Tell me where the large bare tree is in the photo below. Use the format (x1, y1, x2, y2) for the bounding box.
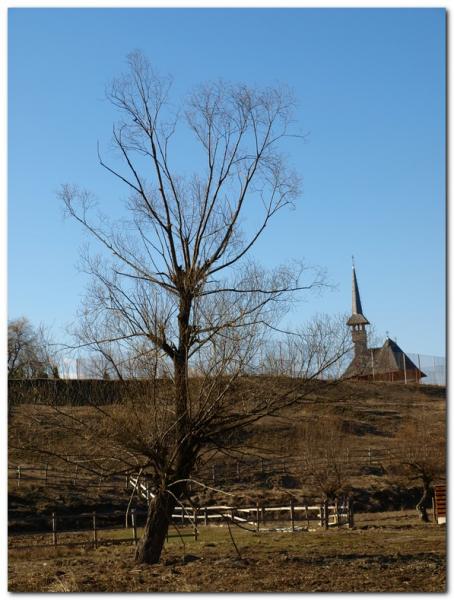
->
(50, 52, 348, 563)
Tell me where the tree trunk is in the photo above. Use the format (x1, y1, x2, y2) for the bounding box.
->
(135, 489, 176, 564)
(416, 480, 431, 523)
(134, 293, 195, 565)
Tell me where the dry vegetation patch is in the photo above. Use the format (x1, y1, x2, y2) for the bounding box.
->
(9, 511, 446, 593)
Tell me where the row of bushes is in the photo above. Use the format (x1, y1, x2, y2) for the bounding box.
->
(8, 379, 162, 406)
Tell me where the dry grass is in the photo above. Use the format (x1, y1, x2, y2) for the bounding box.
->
(8, 511, 446, 593)
(8, 381, 446, 592)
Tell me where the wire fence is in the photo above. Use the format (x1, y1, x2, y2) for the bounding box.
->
(343, 348, 445, 386)
(407, 353, 446, 386)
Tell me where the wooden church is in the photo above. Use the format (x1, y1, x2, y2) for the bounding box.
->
(343, 264, 426, 383)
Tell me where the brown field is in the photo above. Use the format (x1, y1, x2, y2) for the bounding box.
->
(8, 380, 446, 592)
(9, 511, 445, 592)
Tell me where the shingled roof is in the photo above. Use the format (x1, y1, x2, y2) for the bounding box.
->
(343, 337, 426, 380)
(346, 266, 370, 326)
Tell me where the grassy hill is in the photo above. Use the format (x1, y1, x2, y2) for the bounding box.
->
(8, 379, 446, 531)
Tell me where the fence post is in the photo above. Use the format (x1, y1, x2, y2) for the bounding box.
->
(261, 506, 266, 526)
(92, 512, 98, 548)
(324, 499, 329, 529)
(204, 507, 208, 527)
(131, 509, 138, 545)
(319, 502, 324, 528)
(290, 498, 295, 532)
(305, 501, 310, 530)
(52, 512, 57, 546)
(73, 464, 78, 487)
(347, 497, 354, 528)
(256, 503, 260, 532)
(230, 507, 235, 524)
(335, 498, 340, 527)
(193, 507, 198, 541)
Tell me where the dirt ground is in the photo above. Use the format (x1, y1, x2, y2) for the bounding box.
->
(8, 511, 446, 592)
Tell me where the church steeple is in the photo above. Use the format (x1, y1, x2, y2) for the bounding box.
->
(346, 261, 369, 357)
(352, 266, 365, 316)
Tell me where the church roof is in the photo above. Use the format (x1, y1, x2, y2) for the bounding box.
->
(343, 337, 426, 379)
(346, 265, 369, 326)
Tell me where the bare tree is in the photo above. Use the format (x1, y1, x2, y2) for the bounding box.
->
(387, 413, 445, 522)
(8, 317, 59, 379)
(257, 314, 351, 378)
(298, 417, 350, 500)
(16, 52, 348, 564)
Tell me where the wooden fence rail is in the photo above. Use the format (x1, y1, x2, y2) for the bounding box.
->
(9, 445, 434, 489)
(9, 497, 354, 551)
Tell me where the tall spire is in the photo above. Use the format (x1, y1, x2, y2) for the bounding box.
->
(347, 263, 369, 326)
(347, 261, 369, 359)
(352, 265, 364, 316)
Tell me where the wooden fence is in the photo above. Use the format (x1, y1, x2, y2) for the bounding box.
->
(8, 446, 428, 490)
(126, 474, 353, 531)
(9, 497, 353, 551)
(9, 508, 195, 550)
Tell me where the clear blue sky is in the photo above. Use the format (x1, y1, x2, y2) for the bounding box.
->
(8, 7, 445, 356)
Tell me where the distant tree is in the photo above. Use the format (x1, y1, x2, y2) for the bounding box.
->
(12, 52, 350, 565)
(258, 314, 351, 378)
(298, 417, 350, 500)
(387, 413, 445, 522)
(8, 317, 59, 379)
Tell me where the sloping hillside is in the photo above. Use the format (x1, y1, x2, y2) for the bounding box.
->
(8, 379, 446, 527)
